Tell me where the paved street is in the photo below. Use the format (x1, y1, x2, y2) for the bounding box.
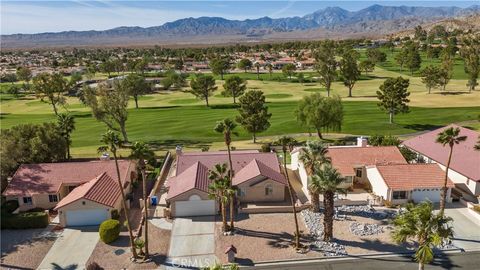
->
(246, 250, 480, 270)
(37, 227, 99, 270)
(166, 216, 217, 269)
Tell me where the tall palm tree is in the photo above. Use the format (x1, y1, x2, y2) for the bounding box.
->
(129, 141, 155, 259)
(436, 127, 467, 215)
(57, 113, 75, 159)
(310, 165, 347, 241)
(299, 141, 330, 212)
(392, 201, 453, 270)
(276, 136, 301, 249)
(208, 163, 230, 232)
(214, 118, 238, 232)
(98, 130, 138, 259)
(254, 62, 261, 80)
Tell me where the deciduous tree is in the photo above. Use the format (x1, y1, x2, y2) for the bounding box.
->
(32, 73, 68, 116)
(295, 93, 343, 139)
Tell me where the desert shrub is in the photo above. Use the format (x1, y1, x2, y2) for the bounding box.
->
(2, 200, 19, 214)
(99, 219, 120, 244)
(1, 211, 49, 229)
(261, 143, 271, 152)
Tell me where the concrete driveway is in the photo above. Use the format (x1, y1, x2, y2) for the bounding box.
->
(166, 216, 217, 269)
(444, 205, 480, 251)
(37, 227, 99, 270)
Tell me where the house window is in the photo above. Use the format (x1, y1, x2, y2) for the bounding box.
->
(237, 188, 246, 197)
(265, 184, 273, 196)
(49, 194, 58, 203)
(392, 191, 408, 200)
(355, 168, 362, 178)
(23, 197, 32, 205)
(344, 176, 353, 184)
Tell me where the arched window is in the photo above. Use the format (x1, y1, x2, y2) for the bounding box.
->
(265, 184, 273, 196)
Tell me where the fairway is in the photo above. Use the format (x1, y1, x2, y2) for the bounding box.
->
(1, 65, 479, 157)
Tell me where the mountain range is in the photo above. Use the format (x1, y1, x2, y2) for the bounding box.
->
(2, 4, 480, 49)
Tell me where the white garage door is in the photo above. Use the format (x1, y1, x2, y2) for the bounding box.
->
(412, 189, 441, 203)
(174, 196, 216, 217)
(66, 209, 109, 226)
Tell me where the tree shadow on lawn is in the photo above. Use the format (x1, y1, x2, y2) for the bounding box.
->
(434, 91, 472, 96)
(146, 139, 212, 151)
(402, 124, 443, 132)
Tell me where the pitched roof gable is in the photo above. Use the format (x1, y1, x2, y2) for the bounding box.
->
(166, 162, 210, 201)
(233, 159, 287, 186)
(374, 163, 455, 190)
(327, 146, 407, 176)
(402, 124, 480, 181)
(54, 172, 121, 209)
(3, 160, 133, 196)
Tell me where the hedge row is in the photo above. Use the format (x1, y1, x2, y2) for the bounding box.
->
(1, 211, 49, 229)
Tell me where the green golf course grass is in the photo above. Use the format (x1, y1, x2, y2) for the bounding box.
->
(2, 101, 478, 154)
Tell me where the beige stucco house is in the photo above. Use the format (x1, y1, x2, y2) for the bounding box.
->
(3, 160, 136, 226)
(165, 150, 287, 217)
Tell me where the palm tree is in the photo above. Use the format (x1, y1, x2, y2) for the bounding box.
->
(208, 163, 230, 232)
(129, 141, 155, 259)
(254, 62, 261, 80)
(57, 113, 75, 159)
(276, 136, 301, 249)
(266, 63, 273, 78)
(214, 118, 238, 232)
(98, 130, 138, 259)
(299, 141, 330, 212)
(436, 127, 467, 215)
(392, 201, 453, 270)
(310, 165, 347, 242)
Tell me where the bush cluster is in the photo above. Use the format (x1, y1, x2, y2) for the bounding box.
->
(1, 211, 49, 229)
(99, 219, 120, 244)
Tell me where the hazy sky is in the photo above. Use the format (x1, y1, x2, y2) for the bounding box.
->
(1, 1, 478, 34)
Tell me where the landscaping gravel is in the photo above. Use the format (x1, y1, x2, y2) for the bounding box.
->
(349, 222, 384, 236)
(337, 205, 397, 220)
(312, 241, 348, 257)
(301, 209, 323, 237)
(301, 209, 347, 256)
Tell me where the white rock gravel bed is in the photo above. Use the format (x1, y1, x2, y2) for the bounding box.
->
(349, 222, 384, 236)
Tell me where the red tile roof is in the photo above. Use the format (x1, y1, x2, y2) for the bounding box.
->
(402, 124, 480, 181)
(374, 163, 455, 190)
(176, 151, 281, 176)
(166, 162, 210, 201)
(233, 159, 287, 186)
(167, 151, 283, 200)
(3, 160, 133, 196)
(54, 172, 121, 209)
(327, 146, 407, 176)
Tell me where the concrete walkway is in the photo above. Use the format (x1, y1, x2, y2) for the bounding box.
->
(165, 216, 217, 269)
(37, 227, 99, 270)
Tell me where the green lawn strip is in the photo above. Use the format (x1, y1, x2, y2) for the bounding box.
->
(1, 101, 478, 153)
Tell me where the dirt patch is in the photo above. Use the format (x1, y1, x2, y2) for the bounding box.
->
(215, 212, 411, 265)
(215, 213, 321, 264)
(87, 221, 171, 269)
(1, 228, 56, 269)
